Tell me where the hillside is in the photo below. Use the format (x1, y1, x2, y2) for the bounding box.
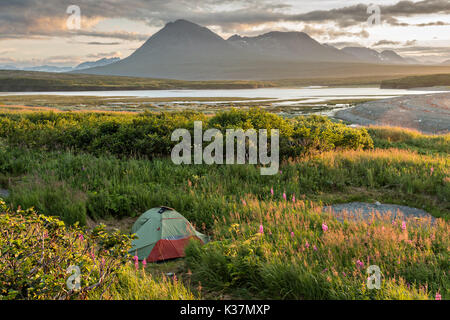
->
(380, 74, 450, 89)
(4, 69, 450, 92)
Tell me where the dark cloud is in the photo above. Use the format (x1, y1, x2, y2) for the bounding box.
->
(285, 0, 450, 27)
(300, 25, 370, 40)
(0, 0, 449, 40)
(373, 40, 401, 46)
(85, 42, 121, 45)
(404, 39, 417, 46)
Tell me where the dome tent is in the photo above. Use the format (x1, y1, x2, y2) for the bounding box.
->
(129, 206, 209, 262)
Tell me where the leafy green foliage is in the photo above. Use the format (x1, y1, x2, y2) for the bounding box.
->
(0, 199, 133, 299)
(0, 108, 373, 160)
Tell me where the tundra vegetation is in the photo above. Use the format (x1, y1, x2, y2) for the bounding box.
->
(0, 107, 448, 300)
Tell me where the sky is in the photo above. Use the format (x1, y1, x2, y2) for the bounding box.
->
(0, 0, 449, 67)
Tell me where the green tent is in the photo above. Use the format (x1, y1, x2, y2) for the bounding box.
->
(129, 206, 209, 262)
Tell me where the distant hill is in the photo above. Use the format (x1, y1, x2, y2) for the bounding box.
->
(380, 74, 450, 89)
(442, 59, 450, 65)
(74, 19, 419, 80)
(0, 57, 120, 73)
(75, 57, 120, 70)
(24, 65, 74, 73)
(340, 47, 410, 64)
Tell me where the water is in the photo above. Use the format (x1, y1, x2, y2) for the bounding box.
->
(1, 87, 446, 117)
(0, 87, 443, 103)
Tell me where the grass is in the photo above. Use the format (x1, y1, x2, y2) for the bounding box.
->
(185, 198, 448, 299)
(0, 133, 448, 227)
(368, 126, 450, 155)
(88, 264, 198, 300)
(0, 105, 448, 300)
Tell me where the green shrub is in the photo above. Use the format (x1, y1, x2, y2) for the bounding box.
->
(0, 108, 373, 159)
(0, 199, 133, 299)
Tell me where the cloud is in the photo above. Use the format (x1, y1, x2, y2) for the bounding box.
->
(285, 0, 450, 28)
(372, 40, 401, 47)
(85, 42, 121, 45)
(415, 21, 449, 26)
(86, 51, 123, 59)
(1, 0, 449, 40)
(404, 39, 417, 46)
(300, 25, 370, 40)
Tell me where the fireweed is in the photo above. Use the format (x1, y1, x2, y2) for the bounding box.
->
(185, 197, 448, 300)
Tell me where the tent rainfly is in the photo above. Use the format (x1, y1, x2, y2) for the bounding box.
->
(129, 206, 209, 262)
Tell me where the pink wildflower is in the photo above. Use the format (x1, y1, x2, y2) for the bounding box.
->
(142, 258, 147, 267)
(356, 260, 364, 268)
(401, 221, 407, 231)
(292, 194, 296, 203)
(430, 167, 434, 175)
(305, 241, 310, 249)
(259, 224, 264, 234)
(313, 245, 317, 251)
(242, 199, 247, 206)
(283, 192, 287, 201)
(270, 188, 274, 196)
(290, 231, 295, 238)
(435, 292, 442, 300)
(322, 223, 328, 232)
(78, 234, 84, 241)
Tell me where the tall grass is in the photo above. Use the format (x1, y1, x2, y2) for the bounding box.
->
(88, 265, 197, 300)
(369, 126, 450, 155)
(1, 141, 448, 225)
(186, 198, 448, 299)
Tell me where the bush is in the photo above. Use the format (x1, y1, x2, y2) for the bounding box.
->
(0, 109, 373, 160)
(0, 199, 133, 300)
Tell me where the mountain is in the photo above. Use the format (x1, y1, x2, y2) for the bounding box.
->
(341, 47, 382, 63)
(0, 57, 120, 73)
(74, 19, 419, 80)
(227, 32, 353, 62)
(0, 65, 18, 70)
(442, 59, 450, 65)
(341, 47, 409, 64)
(75, 57, 120, 70)
(379, 50, 407, 64)
(25, 65, 74, 73)
(74, 19, 251, 80)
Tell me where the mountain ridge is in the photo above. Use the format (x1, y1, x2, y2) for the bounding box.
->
(73, 19, 424, 80)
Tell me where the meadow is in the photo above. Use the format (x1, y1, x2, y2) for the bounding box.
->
(0, 107, 448, 300)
